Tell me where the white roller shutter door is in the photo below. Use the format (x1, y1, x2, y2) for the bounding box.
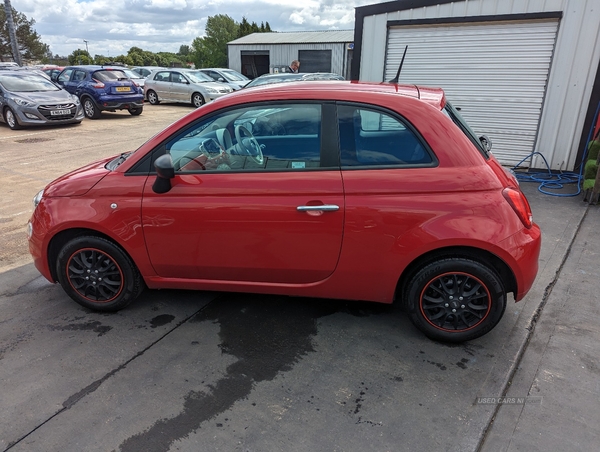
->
(385, 20, 558, 166)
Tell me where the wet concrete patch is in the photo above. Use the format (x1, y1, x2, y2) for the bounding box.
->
(118, 294, 379, 452)
(48, 320, 112, 336)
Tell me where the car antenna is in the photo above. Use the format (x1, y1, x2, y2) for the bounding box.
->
(389, 45, 408, 83)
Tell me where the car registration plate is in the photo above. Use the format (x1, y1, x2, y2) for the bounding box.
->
(51, 109, 71, 116)
(116, 87, 131, 92)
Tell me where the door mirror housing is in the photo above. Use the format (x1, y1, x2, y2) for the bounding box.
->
(152, 154, 175, 193)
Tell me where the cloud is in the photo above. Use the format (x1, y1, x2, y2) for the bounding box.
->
(11, 0, 372, 57)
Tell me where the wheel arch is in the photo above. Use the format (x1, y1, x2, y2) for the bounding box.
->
(47, 228, 138, 282)
(396, 246, 517, 306)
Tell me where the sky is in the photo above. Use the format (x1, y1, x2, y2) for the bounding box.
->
(11, 0, 374, 58)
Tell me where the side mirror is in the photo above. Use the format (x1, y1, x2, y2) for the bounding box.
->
(479, 135, 492, 152)
(152, 154, 175, 193)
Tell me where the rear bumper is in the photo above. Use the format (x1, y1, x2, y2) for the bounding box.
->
(499, 222, 542, 301)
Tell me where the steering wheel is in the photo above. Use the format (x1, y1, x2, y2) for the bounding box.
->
(234, 124, 264, 165)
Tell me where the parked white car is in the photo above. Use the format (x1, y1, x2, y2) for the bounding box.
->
(197, 68, 250, 90)
(144, 69, 233, 107)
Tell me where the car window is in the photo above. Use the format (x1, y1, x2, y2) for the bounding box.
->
(171, 72, 187, 84)
(94, 70, 127, 82)
(58, 69, 73, 83)
(338, 104, 434, 167)
(153, 71, 170, 82)
(73, 70, 86, 82)
(165, 103, 324, 172)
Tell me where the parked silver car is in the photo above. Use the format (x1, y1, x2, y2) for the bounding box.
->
(197, 68, 250, 90)
(144, 69, 233, 107)
(0, 70, 84, 130)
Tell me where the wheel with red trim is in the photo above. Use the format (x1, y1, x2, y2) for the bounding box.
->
(56, 236, 143, 311)
(406, 258, 506, 342)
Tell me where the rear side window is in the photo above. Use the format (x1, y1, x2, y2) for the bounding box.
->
(338, 104, 434, 167)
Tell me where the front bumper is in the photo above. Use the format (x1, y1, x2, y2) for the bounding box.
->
(9, 102, 84, 127)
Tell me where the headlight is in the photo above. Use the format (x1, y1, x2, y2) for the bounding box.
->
(204, 87, 217, 94)
(33, 189, 44, 208)
(72, 95, 80, 105)
(13, 97, 35, 107)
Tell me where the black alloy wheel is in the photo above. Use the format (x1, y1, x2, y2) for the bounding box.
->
(406, 258, 506, 342)
(57, 236, 143, 311)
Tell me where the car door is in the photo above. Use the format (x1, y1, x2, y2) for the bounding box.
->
(151, 70, 172, 101)
(141, 101, 344, 284)
(56, 69, 75, 94)
(170, 71, 189, 102)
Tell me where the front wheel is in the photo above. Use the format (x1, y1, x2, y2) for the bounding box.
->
(56, 236, 143, 312)
(129, 107, 143, 116)
(82, 98, 101, 119)
(405, 258, 506, 342)
(191, 92, 205, 108)
(4, 107, 22, 130)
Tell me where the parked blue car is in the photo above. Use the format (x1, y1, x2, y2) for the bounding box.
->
(54, 66, 144, 119)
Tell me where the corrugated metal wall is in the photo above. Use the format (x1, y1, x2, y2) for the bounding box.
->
(385, 20, 559, 166)
(228, 43, 349, 77)
(358, 0, 600, 171)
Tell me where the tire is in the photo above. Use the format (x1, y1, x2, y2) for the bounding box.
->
(56, 236, 143, 312)
(147, 90, 160, 105)
(82, 97, 101, 119)
(4, 107, 22, 130)
(191, 92, 205, 108)
(405, 258, 506, 342)
(129, 107, 143, 116)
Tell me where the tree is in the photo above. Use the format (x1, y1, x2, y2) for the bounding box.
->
(67, 49, 92, 65)
(0, 5, 49, 62)
(191, 14, 238, 68)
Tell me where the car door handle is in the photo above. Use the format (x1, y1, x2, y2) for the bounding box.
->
(297, 205, 340, 212)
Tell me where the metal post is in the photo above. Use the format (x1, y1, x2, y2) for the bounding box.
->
(3, 0, 22, 66)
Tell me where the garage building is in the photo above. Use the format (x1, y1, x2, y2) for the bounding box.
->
(228, 30, 354, 80)
(352, 0, 600, 170)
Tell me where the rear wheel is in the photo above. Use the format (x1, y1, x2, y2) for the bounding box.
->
(56, 236, 143, 312)
(147, 90, 160, 105)
(82, 97, 101, 119)
(191, 92, 205, 108)
(405, 258, 506, 342)
(129, 107, 143, 116)
(4, 107, 22, 130)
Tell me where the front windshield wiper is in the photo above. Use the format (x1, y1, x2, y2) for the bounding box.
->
(113, 152, 132, 167)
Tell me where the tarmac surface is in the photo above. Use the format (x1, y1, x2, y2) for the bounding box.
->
(0, 108, 598, 451)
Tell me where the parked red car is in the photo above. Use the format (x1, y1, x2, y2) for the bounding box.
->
(27, 81, 541, 342)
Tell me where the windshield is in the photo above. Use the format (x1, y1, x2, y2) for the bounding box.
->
(0, 73, 60, 92)
(246, 74, 300, 88)
(221, 70, 248, 82)
(187, 71, 214, 83)
(443, 101, 489, 158)
(120, 69, 142, 79)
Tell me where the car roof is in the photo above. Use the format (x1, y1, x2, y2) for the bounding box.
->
(225, 80, 446, 110)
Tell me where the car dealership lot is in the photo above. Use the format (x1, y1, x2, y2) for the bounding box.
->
(0, 104, 587, 451)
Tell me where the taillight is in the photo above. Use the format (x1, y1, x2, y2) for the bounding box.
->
(91, 78, 105, 89)
(502, 187, 533, 228)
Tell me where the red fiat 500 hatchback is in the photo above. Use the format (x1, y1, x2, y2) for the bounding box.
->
(27, 81, 541, 342)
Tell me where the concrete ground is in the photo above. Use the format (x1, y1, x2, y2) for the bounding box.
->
(480, 187, 600, 451)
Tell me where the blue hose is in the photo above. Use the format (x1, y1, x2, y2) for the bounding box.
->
(511, 101, 600, 197)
